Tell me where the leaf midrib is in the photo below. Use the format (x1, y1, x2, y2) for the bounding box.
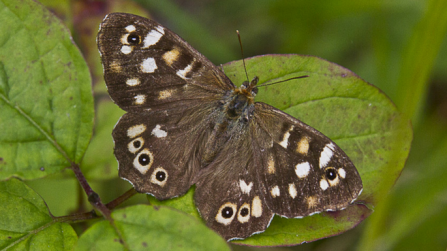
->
(0, 92, 73, 166)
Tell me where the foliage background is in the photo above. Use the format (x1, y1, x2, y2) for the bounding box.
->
(22, 0, 447, 250)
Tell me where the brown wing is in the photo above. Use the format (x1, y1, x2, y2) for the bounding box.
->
(113, 104, 220, 199)
(97, 13, 236, 199)
(251, 102, 363, 218)
(97, 13, 235, 113)
(194, 127, 274, 241)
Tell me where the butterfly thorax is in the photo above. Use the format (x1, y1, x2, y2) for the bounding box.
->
(226, 76, 259, 120)
(200, 78, 259, 165)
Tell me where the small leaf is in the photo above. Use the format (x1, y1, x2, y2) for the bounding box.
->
(0, 0, 94, 180)
(151, 54, 411, 246)
(0, 178, 77, 250)
(76, 205, 230, 251)
(148, 187, 200, 219)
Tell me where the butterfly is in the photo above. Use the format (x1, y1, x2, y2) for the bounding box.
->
(97, 13, 363, 241)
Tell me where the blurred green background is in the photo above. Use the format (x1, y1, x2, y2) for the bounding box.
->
(26, 0, 447, 250)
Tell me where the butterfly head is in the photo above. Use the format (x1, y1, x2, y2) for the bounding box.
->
(240, 76, 259, 97)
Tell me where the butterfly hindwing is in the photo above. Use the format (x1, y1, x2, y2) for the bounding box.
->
(113, 108, 213, 199)
(194, 129, 274, 240)
(252, 103, 363, 217)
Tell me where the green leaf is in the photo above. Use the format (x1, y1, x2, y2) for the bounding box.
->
(0, 0, 94, 180)
(0, 178, 77, 250)
(76, 205, 230, 251)
(151, 54, 411, 246)
(148, 187, 200, 219)
(81, 99, 124, 180)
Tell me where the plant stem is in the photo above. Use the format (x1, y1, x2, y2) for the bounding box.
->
(106, 188, 139, 210)
(70, 163, 112, 220)
(70, 163, 130, 249)
(53, 210, 99, 223)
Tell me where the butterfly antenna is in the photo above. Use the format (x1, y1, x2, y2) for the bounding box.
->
(257, 75, 309, 88)
(237, 30, 250, 82)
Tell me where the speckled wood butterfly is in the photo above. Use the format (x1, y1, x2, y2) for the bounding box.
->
(97, 13, 363, 241)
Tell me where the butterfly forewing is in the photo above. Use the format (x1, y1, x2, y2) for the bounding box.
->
(97, 13, 234, 112)
(98, 13, 235, 199)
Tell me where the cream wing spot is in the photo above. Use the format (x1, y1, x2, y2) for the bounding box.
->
(251, 196, 263, 217)
(134, 95, 146, 105)
(288, 183, 297, 199)
(133, 149, 154, 174)
(296, 136, 310, 155)
(320, 179, 329, 191)
(279, 132, 290, 148)
(239, 180, 253, 195)
(151, 124, 167, 138)
(319, 143, 335, 169)
(142, 26, 164, 48)
(141, 57, 157, 73)
(237, 203, 251, 223)
(162, 47, 180, 66)
(128, 137, 144, 153)
(158, 89, 174, 100)
(121, 45, 133, 54)
(338, 168, 346, 179)
(270, 186, 280, 198)
(125, 25, 136, 32)
(120, 34, 129, 45)
(126, 78, 140, 86)
(150, 167, 168, 187)
(279, 126, 294, 148)
(215, 202, 237, 225)
(295, 162, 311, 178)
(127, 124, 146, 138)
(176, 63, 193, 79)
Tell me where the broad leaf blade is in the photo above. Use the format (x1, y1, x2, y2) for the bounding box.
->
(150, 54, 411, 246)
(76, 205, 230, 251)
(225, 55, 411, 205)
(0, 0, 94, 180)
(0, 178, 77, 250)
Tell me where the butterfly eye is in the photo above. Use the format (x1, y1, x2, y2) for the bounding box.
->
(237, 203, 251, 223)
(221, 207, 234, 219)
(325, 168, 337, 180)
(155, 170, 166, 181)
(133, 149, 154, 174)
(138, 154, 150, 165)
(127, 33, 140, 45)
(150, 167, 168, 187)
(240, 208, 248, 216)
(128, 137, 144, 153)
(215, 202, 237, 225)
